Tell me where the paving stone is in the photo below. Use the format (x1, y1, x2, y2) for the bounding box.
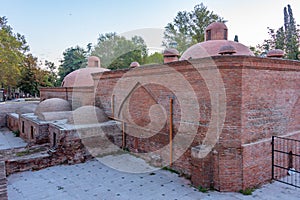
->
(6, 155, 300, 200)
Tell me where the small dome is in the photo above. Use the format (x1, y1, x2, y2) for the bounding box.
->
(37, 111, 72, 121)
(16, 104, 38, 114)
(130, 61, 140, 68)
(205, 22, 228, 41)
(180, 40, 254, 60)
(267, 49, 285, 58)
(61, 67, 110, 87)
(218, 45, 236, 55)
(206, 22, 227, 31)
(88, 56, 101, 67)
(34, 98, 71, 116)
(68, 106, 108, 124)
(163, 48, 180, 57)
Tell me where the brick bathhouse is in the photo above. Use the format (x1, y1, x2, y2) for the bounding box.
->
(31, 22, 300, 191)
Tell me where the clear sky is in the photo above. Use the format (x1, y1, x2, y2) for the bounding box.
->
(0, 0, 300, 66)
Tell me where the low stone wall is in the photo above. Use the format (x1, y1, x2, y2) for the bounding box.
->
(48, 121, 123, 163)
(0, 161, 7, 200)
(19, 114, 49, 145)
(0, 102, 38, 127)
(7, 113, 19, 132)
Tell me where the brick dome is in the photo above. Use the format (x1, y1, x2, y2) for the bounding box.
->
(34, 98, 71, 116)
(68, 105, 108, 124)
(16, 104, 38, 114)
(180, 22, 254, 60)
(206, 22, 227, 31)
(267, 49, 285, 58)
(88, 56, 101, 67)
(218, 45, 237, 55)
(205, 22, 228, 41)
(163, 48, 180, 57)
(130, 61, 140, 68)
(180, 40, 254, 60)
(61, 67, 109, 87)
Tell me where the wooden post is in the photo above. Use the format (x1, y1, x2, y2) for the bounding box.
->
(122, 121, 125, 149)
(169, 98, 173, 167)
(112, 94, 115, 118)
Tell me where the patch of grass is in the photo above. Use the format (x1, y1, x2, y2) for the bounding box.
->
(239, 188, 255, 195)
(162, 166, 180, 174)
(15, 148, 44, 157)
(198, 185, 208, 193)
(15, 150, 30, 157)
(12, 130, 20, 137)
(122, 147, 130, 152)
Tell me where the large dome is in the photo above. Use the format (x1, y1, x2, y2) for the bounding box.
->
(180, 40, 254, 60)
(61, 56, 110, 87)
(61, 67, 109, 87)
(180, 22, 254, 60)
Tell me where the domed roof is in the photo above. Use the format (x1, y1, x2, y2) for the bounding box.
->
(62, 67, 109, 87)
(130, 61, 140, 68)
(16, 104, 38, 114)
(206, 22, 227, 31)
(180, 40, 254, 60)
(267, 49, 285, 58)
(218, 45, 236, 55)
(88, 56, 101, 67)
(163, 48, 180, 57)
(34, 98, 71, 116)
(68, 105, 108, 124)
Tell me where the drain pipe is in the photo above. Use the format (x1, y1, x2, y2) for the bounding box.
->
(169, 98, 173, 167)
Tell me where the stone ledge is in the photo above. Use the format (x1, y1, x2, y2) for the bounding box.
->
(0, 161, 7, 200)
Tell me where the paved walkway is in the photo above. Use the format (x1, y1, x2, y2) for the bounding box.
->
(7, 155, 300, 200)
(0, 128, 27, 151)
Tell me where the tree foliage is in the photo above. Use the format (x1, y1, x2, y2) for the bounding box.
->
(144, 52, 164, 64)
(17, 54, 55, 96)
(258, 4, 299, 59)
(163, 3, 225, 53)
(91, 33, 147, 70)
(44, 60, 58, 87)
(57, 46, 87, 85)
(0, 16, 29, 89)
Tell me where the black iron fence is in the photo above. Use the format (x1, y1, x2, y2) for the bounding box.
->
(272, 136, 300, 188)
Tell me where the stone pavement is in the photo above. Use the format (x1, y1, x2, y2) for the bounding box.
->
(7, 154, 300, 200)
(0, 128, 27, 151)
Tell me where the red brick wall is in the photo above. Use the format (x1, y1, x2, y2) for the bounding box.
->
(92, 56, 300, 191)
(19, 115, 49, 145)
(240, 57, 300, 189)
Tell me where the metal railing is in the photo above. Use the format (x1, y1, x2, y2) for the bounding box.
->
(272, 136, 300, 188)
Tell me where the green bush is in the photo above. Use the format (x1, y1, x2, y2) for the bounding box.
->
(239, 188, 255, 195)
(13, 130, 20, 137)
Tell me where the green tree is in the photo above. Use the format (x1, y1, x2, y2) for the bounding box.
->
(91, 33, 147, 70)
(285, 5, 299, 59)
(17, 54, 38, 96)
(144, 52, 164, 64)
(18, 55, 57, 96)
(57, 46, 87, 85)
(0, 16, 28, 92)
(258, 4, 299, 59)
(44, 60, 58, 87)
(163, 3, 225, 53)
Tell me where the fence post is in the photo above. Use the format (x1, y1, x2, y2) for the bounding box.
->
(271, 136, 274, 180)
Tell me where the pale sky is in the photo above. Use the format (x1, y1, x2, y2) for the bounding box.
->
(0, 0, 299, 66)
